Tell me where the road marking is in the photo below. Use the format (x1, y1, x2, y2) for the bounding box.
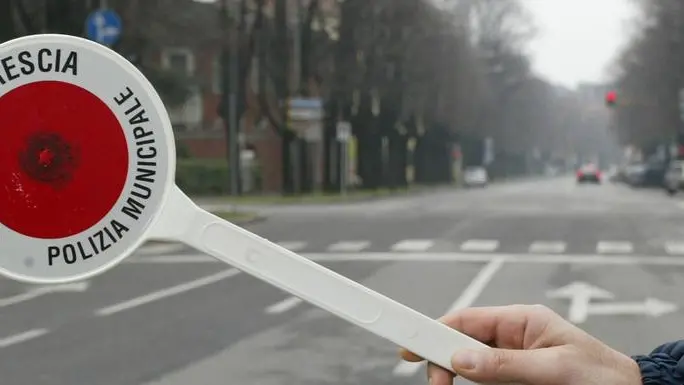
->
(136, 242, 185, 256)
(596, 241, 633, 254)
(392, 257, 506, 377)
(460, 239, 499, 252)
(664, 242, 684, 255)
(0, 329, 48, 348)
(587, 298, 678, 317)
(391, 239, 435, 252)
(0, 281, 89, 308)
(265, 297, 303, 314)
(546, 281, 614, 324)
(95, 269, 240, 316)
(130, 252, 684, 266)
(276, 241, 307, 252)
(126, 255, 217, 264)
(529, 241, 566, 254)
(327, 241, 370, 252)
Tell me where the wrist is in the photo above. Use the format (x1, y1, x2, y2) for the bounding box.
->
(622, 355, 643, 385)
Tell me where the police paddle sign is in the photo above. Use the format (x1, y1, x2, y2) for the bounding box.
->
(0, 34, 488, 376)
(0, 35, 170, 281)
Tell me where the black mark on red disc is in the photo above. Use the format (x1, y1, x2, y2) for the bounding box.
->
(19, 132, 80, 186)
(0, 81, 129, 239)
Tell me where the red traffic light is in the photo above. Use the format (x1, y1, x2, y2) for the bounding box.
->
(605, 90, 617, 106)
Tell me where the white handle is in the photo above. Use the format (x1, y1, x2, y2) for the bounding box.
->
(150, 187, 488, 373)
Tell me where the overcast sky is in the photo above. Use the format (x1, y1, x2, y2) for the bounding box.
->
(522, 0, 640, 89)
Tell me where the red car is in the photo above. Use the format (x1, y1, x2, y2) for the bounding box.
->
(577, 164, 602, 184)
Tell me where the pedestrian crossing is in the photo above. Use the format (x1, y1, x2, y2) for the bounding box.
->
(270, 239, 684, 256)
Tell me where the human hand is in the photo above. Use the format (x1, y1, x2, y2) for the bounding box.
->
(400, 305, 642, 385)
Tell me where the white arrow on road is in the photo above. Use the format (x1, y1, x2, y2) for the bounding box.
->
(588, 298, 678, 318)
(546, 281, 615, 324)
(0, 281, 89, 308)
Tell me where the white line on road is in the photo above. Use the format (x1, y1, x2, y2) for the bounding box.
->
(664, 242, 684, 255)
(392, 258, 506, 377)
(460, 239, 499, 252)
(391, 239, 435, 252)
(95, 269, 240, 316)
(276, 241, 308, 252)
(136, 243, 185, 256)
(129, 251, 684, 266)
(0, 329, 48, 348)
(265, 297, 304, 314)
(126, 255, 217, 264)
(529, 241, 566, 254)
(327, 241, 370, 252)
(596, 241, 633, 254)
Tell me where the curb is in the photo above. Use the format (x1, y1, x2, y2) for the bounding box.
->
(234, 215, 267, 226)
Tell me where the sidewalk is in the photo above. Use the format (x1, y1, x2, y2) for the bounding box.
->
(193, 184, 456, 209)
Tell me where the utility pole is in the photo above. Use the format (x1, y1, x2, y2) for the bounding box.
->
(221, 0, 241, 196)
(291, 0, 301, 93)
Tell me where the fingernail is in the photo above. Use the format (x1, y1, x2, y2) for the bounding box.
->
(451, 349, 480, 370)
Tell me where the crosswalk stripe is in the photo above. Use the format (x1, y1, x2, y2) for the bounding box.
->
(263, 239, 684, 255)
(664, 242, 684, 255)
(529, 241, 566, 254)
(596, 241, 633, 254)
(276, 241, 307, 252)
(460, 239, 499, 252)
(327, 241, 370, 252)
(391, 239, 435, 252)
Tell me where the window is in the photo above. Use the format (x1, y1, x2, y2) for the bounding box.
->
(161, 48, 195, 76)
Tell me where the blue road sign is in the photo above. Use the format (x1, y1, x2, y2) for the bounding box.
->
(85, 9, 122, 46)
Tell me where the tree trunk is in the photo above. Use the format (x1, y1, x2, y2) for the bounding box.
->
(0, 1, 15, 42)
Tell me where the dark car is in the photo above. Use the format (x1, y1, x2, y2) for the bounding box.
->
(576, 164, 601, 184)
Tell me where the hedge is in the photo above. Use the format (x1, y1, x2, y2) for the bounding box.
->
(176, 158, 231, 195)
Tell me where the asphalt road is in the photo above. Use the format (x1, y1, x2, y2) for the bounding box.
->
(2, 176, 684, 385)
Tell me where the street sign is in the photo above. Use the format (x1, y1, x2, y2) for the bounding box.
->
(337, 121, 351, 141)
(0, 34, 171, 283)
(546, 281, 677, 324)
(287, 98, 324, 121)
(85, 9, 122, 46)
(0, 34, 488, 376)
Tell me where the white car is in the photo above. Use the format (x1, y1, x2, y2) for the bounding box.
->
(664, 161, 684, 195)
(463, 166, 488, 187)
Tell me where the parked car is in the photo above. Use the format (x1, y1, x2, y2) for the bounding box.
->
(576, 163, 601, 184)
(623, 163, 646, 186)
(463, 166, 488, 187)
(664, 160, 684, 195)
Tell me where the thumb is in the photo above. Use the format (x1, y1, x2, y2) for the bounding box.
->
(450, 347, 562, 384)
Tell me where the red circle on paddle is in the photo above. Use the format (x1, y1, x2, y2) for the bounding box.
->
(0, 80, 129, 239)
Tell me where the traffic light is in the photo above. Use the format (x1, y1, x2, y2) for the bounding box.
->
(605, 90, 617, 107)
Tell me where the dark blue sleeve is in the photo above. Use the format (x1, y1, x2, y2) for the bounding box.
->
(632, 340, 684, 385)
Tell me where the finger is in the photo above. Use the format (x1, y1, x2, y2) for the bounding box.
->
(400, 305, 533, 362)
(451, 347, 564, 384)
(399, 348, 424, 362)
(427, 362, 455, 385)
(438, 305, 551, 349)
